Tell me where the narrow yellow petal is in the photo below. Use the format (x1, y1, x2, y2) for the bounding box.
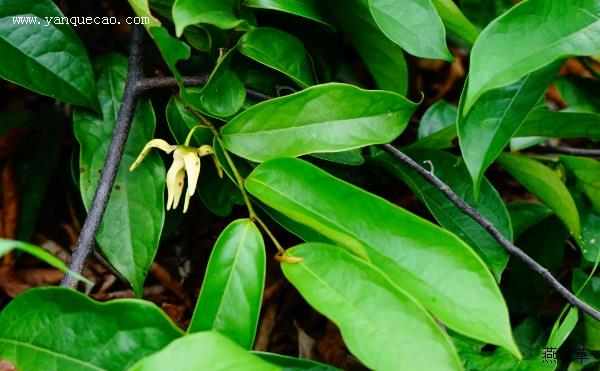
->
(130, 139, 176, 171)
(172, 169, 185, 210)
(182, 150, 201, 197)
(165, 155, 185, 210)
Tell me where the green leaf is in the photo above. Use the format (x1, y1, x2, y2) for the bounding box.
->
(515, 109, 600, 140)
(555, 75, 600, 114)
(325, 0, 408, 95)
(188, 219, 265, 349)
(561, 156, 600, 212)
(409, 125, 457, 150)
(458, 62, 560, 195)
(0, 240, 89, 284)
(464, 0, 600, 112)
(418, 100, 457, 139)
(311, 149, 365, 166)
(431, 0, 479, 45)
(243, 0, 332, 27)
(74, 54, 165, 296)
(371, 148, 511, 279)
(239, 27, 315, 88)
(0, 287, 182, 370)
(129, 331, 278, 370)
(254, 352, 339, 370)
(282, 243, 462, 370)
(368, 0, 452, 61)
(172, 0, 247, 36)
(497, 153, 580, 239)
(575, 196, 600, 263)
(245, 157, 519, 356)
(507, 201, 552, 239)
(547, 307, 578, 349)
(221, 83, 417, 162)
(0, 0, 97, 109)
(166, 96, 212, 145)
(182, 48, 245, 118)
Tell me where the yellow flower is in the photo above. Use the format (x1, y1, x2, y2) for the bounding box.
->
(130, 139, 214, 213)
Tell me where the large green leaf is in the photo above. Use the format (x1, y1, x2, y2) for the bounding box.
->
(562, 156, 600, 212)
(188, 219, 265, 349)
(239, 27, 315, 88)
(371, 148, 511, 279)
(0, 287, 182, 371)
(458, 0, 512, 28)
(497, 153, 580, 239)
(282, 243, 462, 370)
(431, 0, 479, 45)
(325, 0, 408, 95)
(221, 83, 417, 162)
(172, 0, 247, 36)
(0, 240, 88, 284)
(0, 0, 97, 109)
(245, 157, 519, 356)
(458, 62, 560, 194)
(368, 0, 452, 61)
(243, 0, 332, 27)
(182, 48, 245, 118)
(418, 100, 457, 139)
(507, 201, 552, 239)
(515, 109, 600, 139)
(130, 331, 278, 370)
(574, 194, 600, 263)
(74, 54, 165, 296)
(464, 0, 600, 112)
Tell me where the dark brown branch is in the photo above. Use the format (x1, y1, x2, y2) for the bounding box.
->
(61, 24, 145, 288)
(528, 145, 600, 158)
(137, 76, 274, 101)
(380, 144, 600, 322)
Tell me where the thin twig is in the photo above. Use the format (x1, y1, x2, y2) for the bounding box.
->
(380, 144, 600, 322)
(61, 25, 145, 288)
(528, 145, 600, 158)
(137, 75, 274, 101)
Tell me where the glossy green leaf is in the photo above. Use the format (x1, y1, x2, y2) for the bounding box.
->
(326, 0, 408, 95)
(0, 287, 182, 370)
(0, 0, 97, 109)
(246, 157, 519, 356)
(431, 0, 479, 45)
(572, 269, 600, 351)
(172, 0, 247, 36)
(221, 83, 417, 162)
(561, 156, 600, 212)
(74, 54, 165, 296)
(547, 307, 578, 349)
(183, 48, 245, 118)
(130, 331, 278, 371)
(368, 0, 452, 61)
(515, 109, 600, 139)
(244, 0, 332, 27)
(507, 201, 552, 239)
(254, 352, 339, 370)
(311, 149, 365, 166)
(0, 240, 89, 284)
(240, 27, 315, 88)
(497, 153, 580, 239)
(464, 0, 600, 112)
(409, 125, 457, 150)
(418, 100, 457, 139)
(458, 62, 560, 194)
(188, 219, 265, 349)
(575, 196, 600, 263)
(371, 148, 511, 279)
(282, 243, 462, 370)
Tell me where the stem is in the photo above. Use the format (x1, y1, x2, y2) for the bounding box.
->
(254, 215, 285, 255)
(184, 124, 210, 146)
(191, 112, 257, 219)
(61, 24, 145, 288)
(380, 144, 600, 322)
(529, 145, 600, 158)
